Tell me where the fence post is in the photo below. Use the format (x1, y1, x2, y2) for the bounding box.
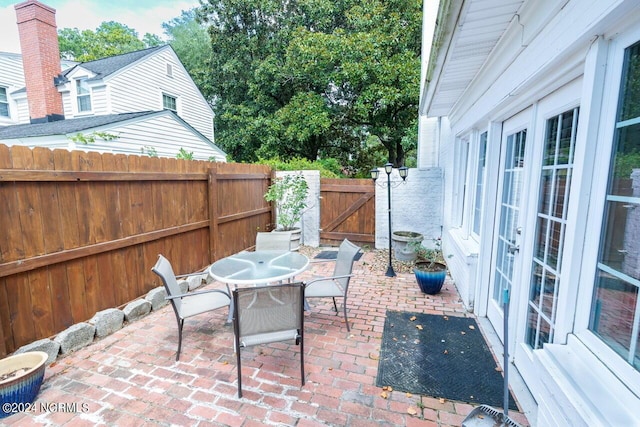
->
(208, 165, 219, 263)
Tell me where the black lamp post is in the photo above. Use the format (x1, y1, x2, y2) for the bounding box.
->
(371, 163, 409, 277)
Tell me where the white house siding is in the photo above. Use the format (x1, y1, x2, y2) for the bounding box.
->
(107, 47, 215, 143)
(77, 113, 224, 161)
(0, 53, 26, 125)
(90, 85, 108, 116)
(3, 113, 225, 161)
(421, 0, 640, 425)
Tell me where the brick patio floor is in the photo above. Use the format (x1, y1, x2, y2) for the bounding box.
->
(4, 248, 531, 426)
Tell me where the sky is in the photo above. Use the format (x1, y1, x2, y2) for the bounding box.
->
(0, 0, 201, 53)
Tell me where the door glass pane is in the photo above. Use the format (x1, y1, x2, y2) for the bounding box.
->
(589, 40, 640, 370)
(473, 132, 488, 236)
(526, 108, 579, 349)
(493, 130, 527, 303)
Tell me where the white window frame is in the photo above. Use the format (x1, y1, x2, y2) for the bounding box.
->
(162, 93, 177, 112)
(0, 87, 9, 118)
(452, 135, 470, 229)
(453, 129, 489, 241)
(75, 77, 92, 114)
(471, 130, 488, 241)
(575, 26, 640, 395)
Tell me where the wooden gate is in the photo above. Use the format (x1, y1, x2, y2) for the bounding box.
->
(319, 178, 375, 247)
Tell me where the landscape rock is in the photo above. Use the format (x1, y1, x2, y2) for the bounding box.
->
(54, 322, 95, 355)
(90, 308, 124, 338)
(123, 299, 151, 322)
(14, 338, 60, 364)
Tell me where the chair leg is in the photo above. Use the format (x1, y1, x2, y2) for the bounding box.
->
(176, 318, 184, 361)
(236, 346, 243, 398)
(343, 296, 350, 332)
(300, 333, 305, 387)
(332, 297, 338, 312)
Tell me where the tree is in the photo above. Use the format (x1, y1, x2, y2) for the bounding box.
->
(196, 0, 421, 170)
(58, 21, 163, 62)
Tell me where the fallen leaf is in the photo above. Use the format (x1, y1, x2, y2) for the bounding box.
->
(369, 353, 379, 360)
(469, 325, 475, 330)
(410, 316, 417, 321)
(495, 366, 502, 372)
(443, 316, 449, 320)
(393, 337, 398, 341)
(383, 386, 393, 392)
(406, 392, 412, 398)
(439, 398, 446, 404)
(223, 361, 229, 365)
(407, 407, 418, 416)
(443, 350, 448, 354)
(380, 391, 388, 399)
(328, 367, 333, 371)
(460, 331, 466, 335)
(416, 325, 423, 330)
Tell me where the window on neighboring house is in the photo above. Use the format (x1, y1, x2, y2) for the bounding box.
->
(472, 131, 488, 237)
(163, 94, 177, 112)
(589, 40, 640, 371)
(76, 78, 91, 112)
(0, 87, 9, 117)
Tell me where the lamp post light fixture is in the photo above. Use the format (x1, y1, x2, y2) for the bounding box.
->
(370, 163, 409, 277)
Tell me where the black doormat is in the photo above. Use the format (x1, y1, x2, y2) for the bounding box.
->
(376, 310, 518, 410)
(314, 250, 363, 261)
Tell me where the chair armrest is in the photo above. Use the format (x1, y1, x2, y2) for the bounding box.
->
(165, 288, 230, 301)
(305, 274, 353, 286)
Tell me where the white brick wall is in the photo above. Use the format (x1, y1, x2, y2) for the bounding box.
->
(374, 167, 444, 249)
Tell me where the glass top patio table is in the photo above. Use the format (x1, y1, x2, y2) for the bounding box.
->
(207, 250, 309, 286)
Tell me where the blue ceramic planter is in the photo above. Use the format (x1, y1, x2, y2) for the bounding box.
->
(414, 262, 447, 295)
(0, 351, 47, 419)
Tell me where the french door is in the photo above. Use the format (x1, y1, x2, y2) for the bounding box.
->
(487, 110, 531, 338)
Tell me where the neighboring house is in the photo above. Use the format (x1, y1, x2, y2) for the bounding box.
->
(419, 0, 640, 425)
(0, 0, 226, 162)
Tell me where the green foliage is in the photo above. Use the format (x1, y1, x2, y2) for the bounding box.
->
(256, 157, 341, 178)
(68, 131, 119, 144)
(410, 237, 444, 265)
(615, 150, 640, 178)
(58, 21, 162, 61)
(176, 148, 194, 160)
(264, 173, 309, 231)
(142, 146, 158, 157)
(196, 0, 422, 174)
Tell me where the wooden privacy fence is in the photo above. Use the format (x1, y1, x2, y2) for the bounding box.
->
(319, 178, 375, 246)
(0, 145, 273, 357)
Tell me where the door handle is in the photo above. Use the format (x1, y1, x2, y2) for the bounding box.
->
(508, 244, 520, 254)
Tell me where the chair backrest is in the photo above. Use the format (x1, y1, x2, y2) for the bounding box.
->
(333, 239, 361, 287)
(152, 254, 183, 312)
(233, 282, 304, 346)
(255, 231, 292, 251)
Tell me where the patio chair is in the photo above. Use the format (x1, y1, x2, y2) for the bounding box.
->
(304, 239, 361, 331)
(232, 282, 305, 398)
(255, 231, 292, 251)
(152, 254, 231, 361)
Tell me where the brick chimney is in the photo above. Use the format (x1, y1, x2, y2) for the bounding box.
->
(15, 0, 65, 123)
